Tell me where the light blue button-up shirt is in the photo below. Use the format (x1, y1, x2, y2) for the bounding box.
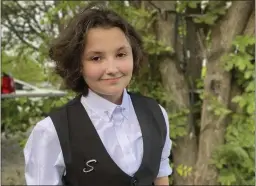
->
(24, 89, 172, 185)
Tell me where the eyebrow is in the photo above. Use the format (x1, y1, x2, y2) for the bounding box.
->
(86, 45, 130, 55)
(116, 46, 130, 51)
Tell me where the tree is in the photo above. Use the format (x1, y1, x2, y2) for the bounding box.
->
(133, 1, 254, 185)
(193, 1, 254, 185)
(2, 1, 254, 185)
(1, 0, 88, 85)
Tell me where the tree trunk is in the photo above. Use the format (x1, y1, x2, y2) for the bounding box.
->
(131, 1, 254, 185)
(146, 1, 201, 185)
(193, 1, 254, 185)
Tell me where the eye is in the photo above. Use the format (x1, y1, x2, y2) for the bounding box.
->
(90, 56, 101, 61)
(116, 53, 127, 58)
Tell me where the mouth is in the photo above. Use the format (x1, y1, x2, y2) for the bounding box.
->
(101, 76, 123, 82)
(102, 76, 123, 80)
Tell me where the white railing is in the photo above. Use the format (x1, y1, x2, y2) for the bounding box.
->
(1, 92, 67, 98)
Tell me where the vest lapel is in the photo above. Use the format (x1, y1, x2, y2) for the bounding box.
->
(130, 93, 157, 180)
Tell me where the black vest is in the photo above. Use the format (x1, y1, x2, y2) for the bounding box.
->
(49, 93, 167, 186)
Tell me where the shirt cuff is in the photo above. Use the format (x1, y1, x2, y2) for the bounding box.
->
(157, 158, 172, 178)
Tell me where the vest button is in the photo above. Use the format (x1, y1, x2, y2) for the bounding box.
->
(131, 177, 138, 186)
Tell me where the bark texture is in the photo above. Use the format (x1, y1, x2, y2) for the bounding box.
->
(147, 1, 200, 185)
(193, 1, 254, 185)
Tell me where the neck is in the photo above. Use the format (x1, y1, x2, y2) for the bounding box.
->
(94, 90, 124, 105)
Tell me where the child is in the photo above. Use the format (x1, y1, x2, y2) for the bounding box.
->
(24, 4, 172, 186)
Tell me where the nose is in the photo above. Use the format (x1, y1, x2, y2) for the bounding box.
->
(105, 58, 119, 74)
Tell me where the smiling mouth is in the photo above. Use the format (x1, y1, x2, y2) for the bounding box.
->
(101, 76, 123, 81)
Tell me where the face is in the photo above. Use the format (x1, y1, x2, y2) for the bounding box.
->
(82, 27, 133, 97)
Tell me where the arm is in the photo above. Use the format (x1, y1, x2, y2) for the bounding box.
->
(24, 117, 65, 185)
(154, 176, 170, 186)
(154, 105, 172, 186)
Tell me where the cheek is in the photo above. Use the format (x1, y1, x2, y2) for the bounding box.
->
(82, 64, 102, 80)
(120, 57, 134, 74)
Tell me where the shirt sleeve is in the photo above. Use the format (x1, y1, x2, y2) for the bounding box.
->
(157, 105, 173, 178)
(24, 117, 65, 185)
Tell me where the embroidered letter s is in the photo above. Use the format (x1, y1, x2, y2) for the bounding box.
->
(83, 159, 97, 173)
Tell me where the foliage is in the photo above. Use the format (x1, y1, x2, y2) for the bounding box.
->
(1, 1, 88, 87)
(211, 35, 255, 185)
(175, 1, 255, 185)
(176, 164, 193, 177)
(177, 1, 229, 25)
(1, 93, 74, 137)
(2, 51, 47, 84)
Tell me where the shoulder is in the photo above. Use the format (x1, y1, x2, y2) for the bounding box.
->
(128, 91, 159, 106)
(24, 116, 58, 154)
(48, 95, 81, 117)
(24, 116, 63, 172)
(158, 104, 168, 121)
(29, 116, 57, 138)
(129, 92, 167, 114)
(129, 91, 169, 126)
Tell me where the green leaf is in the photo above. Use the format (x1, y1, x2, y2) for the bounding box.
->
(224, 61, 234, 71)
(188, 1, 198, 8)
(232, 35, 255, 52)
(176, 164, 184, 176)
(246, 104, 254, 114)
(203, 14, 218, 25)
(232, 96, 241, 103)
(218, 170, 236, 185)
(233, 146, 249, 159)
(193, 17, 203, 23)
(244, 70, 254, 79)
(236, 58, 246, 71)
(245, 81, 254, 92)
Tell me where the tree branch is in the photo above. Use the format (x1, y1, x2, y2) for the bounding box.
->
(210, 1, 254, 55)
(15, 1, 44, 33)
(5, 15, 39, 51)
(243, 9, 255, 36)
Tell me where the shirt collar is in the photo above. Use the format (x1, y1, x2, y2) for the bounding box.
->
(81, 88, 130, 121)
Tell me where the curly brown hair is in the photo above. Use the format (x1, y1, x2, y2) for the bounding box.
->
(49, 4, 145, 96)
